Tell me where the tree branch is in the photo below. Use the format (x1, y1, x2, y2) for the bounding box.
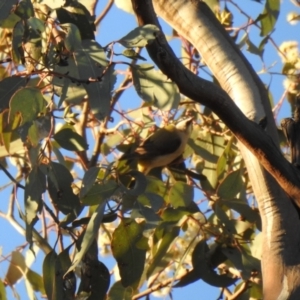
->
(131, 0, 300, 208)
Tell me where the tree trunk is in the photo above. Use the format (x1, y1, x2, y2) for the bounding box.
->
(133, 0, 300, 298)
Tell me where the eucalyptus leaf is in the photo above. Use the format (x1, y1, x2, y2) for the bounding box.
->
(65, 202, 105, 275)
(259, 0, 280, 36)
(111, 218, 147, 287)
(53, 128, 88, 151)
(131, 64, 180, 110)
(5, 251, 27, 285)
(42, 251, 65, 300)
(24, 167, 46, 249)
(9, 87, 47, 126)
(0, 1, 18, 21)
(168, 181, 194, 208)
(118, 24, 160, 48)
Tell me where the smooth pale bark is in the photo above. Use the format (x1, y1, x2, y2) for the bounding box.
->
(132, 0, 300, 298)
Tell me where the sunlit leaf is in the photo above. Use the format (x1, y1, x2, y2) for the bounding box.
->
(118, 24, 160, 48)
(0, 279, 7, 300)
(15, 0, 34, 19)
(81, 39, 108, 67)
(74, 49, 116, 120)
(114, 0, 134, 14)
(217, 169, 243, 200)
(81, 180, 119, 206)
(147, 225, 180, 277)
(112, 218, 147, 287)
(132, 64, 180, 110)
(108, 281, 134, 300)
(5, 251, 27, 285)
(56, 1, 95, 40)
(259, 0, 280, 36)
(26, 269, 46, 294)
(122, 49, 146, 61)
(9, 87, 47, 126)
(60, 23, 82, 52)
(168, 181, 194, 208)
(53, 128, 88, 151)
(53, 56, 87, 106)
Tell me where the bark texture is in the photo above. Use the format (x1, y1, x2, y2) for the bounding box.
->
(132, 0, 300, 298)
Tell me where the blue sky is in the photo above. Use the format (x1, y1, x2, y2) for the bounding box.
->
(1, 0, 300, 299)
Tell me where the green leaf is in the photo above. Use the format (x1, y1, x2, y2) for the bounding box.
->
(131, 64, 180, 110)
(0, 1, 18, 21)
(26, 269, 46, 294)
(0, 279, 7, 300)
(42, 162, 81, 215)
(9, 87, 47, 126)
(65, 203, 105, 275)
(147, 226, 180, 277)
(81, 180, 119, 206)
(118, 24, 160, 48)
(138, 192, 164, 212)
(131, 201, 161, 229)
(168, 182, 194, 208)
(0, 77, 26, 111)
(77, 252, 110, 300)
(58, 246, 76, 298)
(15, 0, 34, 19)
(74, 49, 116, 120)
(56, 2, 95, 40)
(219, 198, 259, 223)
(60, 23, 82, 52)
(114, 0, 134, 14)
(189, 128, 222, 190)
(259, 0, 280, 36)
(111, 219, 147, 287)
(53, 57, 87, 106)
(80, 166, 100, 198)
(122, 49, 146, 61)
(5, 251, 27, 285)
(24, 167, 46, 249)
(81, 39, 108, 67)
(189, 240, 236, 287)
(108, 281, 134, 300)
(217, 169, 243, 200)
(12, 20, 24, 64)
(53, 128, 88, 151)
(42, 251, 65, 300)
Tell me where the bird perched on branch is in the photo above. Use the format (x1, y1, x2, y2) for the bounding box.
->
(281, 97, 300, 167)
(121, 117, 193, 175)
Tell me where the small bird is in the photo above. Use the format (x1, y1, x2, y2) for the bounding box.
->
(122, 117, 193, 175)
(281, 116, 300, 167)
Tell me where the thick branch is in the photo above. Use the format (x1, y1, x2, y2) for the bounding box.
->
(131, 0, 300, 208)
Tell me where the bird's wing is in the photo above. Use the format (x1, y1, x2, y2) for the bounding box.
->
(281, 118, 300, 166)
(135, 127, 182, 159)
(281, 118, 294, 146)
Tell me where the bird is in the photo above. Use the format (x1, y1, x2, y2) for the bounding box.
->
(281, 117, 300, 167)
(121, 117, 193, 175)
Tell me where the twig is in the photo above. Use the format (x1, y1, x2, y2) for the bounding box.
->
(132, 270, 189, 299)
(95, 0, 114, 27)
(0, 163, 25, 189)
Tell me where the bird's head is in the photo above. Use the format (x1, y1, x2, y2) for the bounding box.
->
(175, 117, 194, 135)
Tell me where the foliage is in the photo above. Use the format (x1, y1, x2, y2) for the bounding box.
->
(0, 0, 298, 299)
